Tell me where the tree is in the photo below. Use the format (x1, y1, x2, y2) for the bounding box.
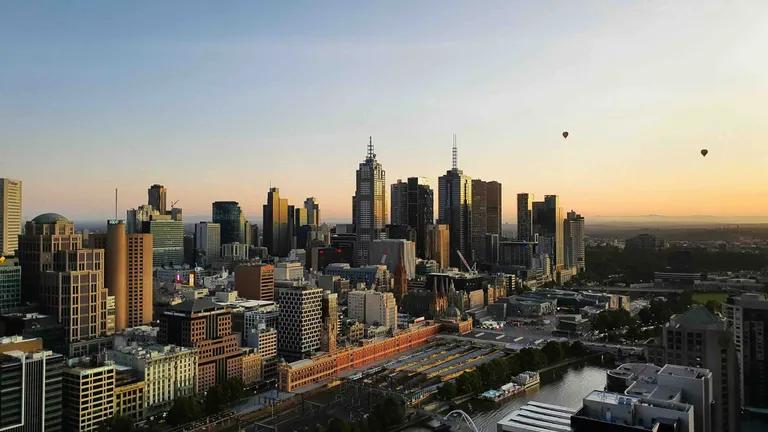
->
(167, 397, 202, 426)
(327, 418, 353, 432)
(204, 385, 225, 415)
(542, 341, 565, 364)
(567, 341, 587, 357)
(518, 348, 548, 371)
(437, 381, 458, 400)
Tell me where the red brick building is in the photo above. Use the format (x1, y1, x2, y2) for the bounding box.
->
(159, 298, 243, 392)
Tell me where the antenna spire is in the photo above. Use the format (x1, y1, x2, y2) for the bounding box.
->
(452, 133, 458, 170)
(367, 136, 375, 160)
(115, 188, 118, 220)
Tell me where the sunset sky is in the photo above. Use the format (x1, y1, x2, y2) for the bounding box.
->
(2, 1, 767, 223)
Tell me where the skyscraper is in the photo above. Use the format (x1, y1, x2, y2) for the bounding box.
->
(516, 193, 534, 242)
(147, 184, 167, 215)
(144, 218, 183, 267)
(0, 178, 22, 256)
(304, 197, 320, 226)
(438, 140, 472, 268)
(533, 195, 564, 270)
(564, 210, 586, 272)
(724, 293, 768, 411)
(391, 177, 433, 258)
(263, 188, 291, 257)
(353, 138, 387, 266)
(212, 201, 247, 245)
(471, 179, 502, 264)
(194, 222, 221, 262)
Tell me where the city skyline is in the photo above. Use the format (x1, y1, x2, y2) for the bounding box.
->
(3, 2, 768, 222)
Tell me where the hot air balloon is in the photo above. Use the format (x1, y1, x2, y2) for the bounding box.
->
(562, 131, 569, 139)
(701, 149, 708, 157)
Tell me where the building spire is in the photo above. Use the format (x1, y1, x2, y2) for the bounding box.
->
(452, 133, 458, 170)
(367, 136, 376, 160)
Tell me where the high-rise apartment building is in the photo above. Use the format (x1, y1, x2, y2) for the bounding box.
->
(17, 213, 82, 303)
(353, 138, 387, 266)
(438, 142, 472, 268)
(194, 221, 221, 263)
(276, 282, 321, 360)
(212, 201, 247, 245)
(471, 179, 501, 264)
(533, 195, 564, 270)
(158, 298, 243, 392)
(724, 293, 768, 411)
(564, 210, 586, 272)
(263, 188, 291, 257)
(127, 233, 153, 327)
(646, 306, 740, 432)
(516, 193, 534, 242)
(235, 262, 275, 301)
(304, 197, 320, 226)
(348, 290, 398, 333)
(425, 224, 450, 270)
(40, 248, 110, 357)
(391, 177, 433, 258)
(0, 336, 64, 432)
(147, 184, 167, 215)
(0, 178, 22, 256)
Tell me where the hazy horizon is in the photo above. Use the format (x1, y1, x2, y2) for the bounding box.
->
(3, 1, 767, 222)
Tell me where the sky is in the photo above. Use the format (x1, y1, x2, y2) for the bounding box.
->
(2, 1, 767, 224)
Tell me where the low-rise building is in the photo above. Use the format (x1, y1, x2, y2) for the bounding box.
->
(108, 344, 196, 416)
(63, 358, 116, 432)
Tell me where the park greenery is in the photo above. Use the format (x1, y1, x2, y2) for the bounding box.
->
(166, 378, 245, 426)
(589, 293, 697, 343)
(436, 341, 588, 400)
(582, 245, 768, 284)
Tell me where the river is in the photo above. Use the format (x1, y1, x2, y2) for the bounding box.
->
(469, 364, 606, 431)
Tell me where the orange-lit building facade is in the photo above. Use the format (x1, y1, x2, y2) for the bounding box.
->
(279, 323, 440, 391)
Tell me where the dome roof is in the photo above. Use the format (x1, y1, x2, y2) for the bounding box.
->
(32, 213, 71, 224)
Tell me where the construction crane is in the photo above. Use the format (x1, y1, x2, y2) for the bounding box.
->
(455, 249, 477, 274)
(170, 200, 180, 209)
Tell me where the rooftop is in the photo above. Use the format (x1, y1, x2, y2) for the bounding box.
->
(497, 401, 577, 432)
(31, 212, 71, 224)
(166, 297, 224, 314)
